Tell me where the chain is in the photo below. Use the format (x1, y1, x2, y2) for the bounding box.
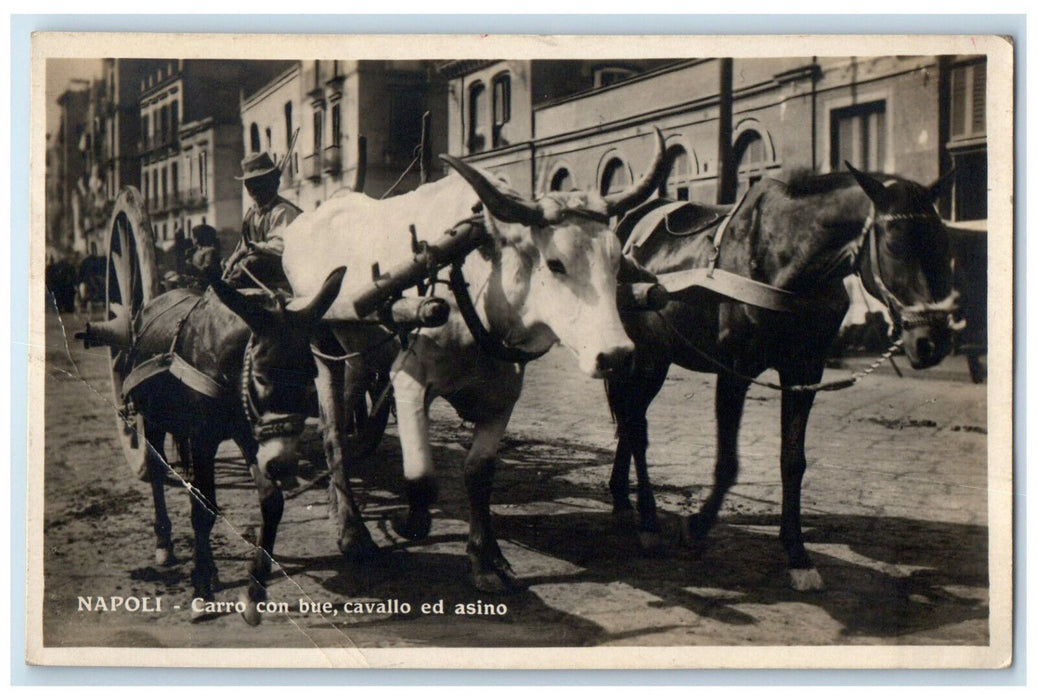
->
(653, 310, 903, 393)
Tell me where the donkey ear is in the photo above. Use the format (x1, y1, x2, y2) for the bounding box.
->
(288, 266, 346, 326)
(845, 161, 891, 210)
(209, 276, 272, 331)
(927, 168, 956, 202)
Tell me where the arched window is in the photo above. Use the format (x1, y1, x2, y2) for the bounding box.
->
(662, 145, 692, 201)
(249, 123, 261, 153)
(550, 168, 574, 192)
(468, 82, 486, 154)
(265, 126, 272, 151)
(600, 158, 631, 196)
(734, 129, 769, 196)
(492, 73, 511, 148)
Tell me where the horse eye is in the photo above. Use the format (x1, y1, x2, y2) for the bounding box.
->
(546, 259, 567, 275)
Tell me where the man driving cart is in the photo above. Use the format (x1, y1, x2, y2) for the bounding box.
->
(222, 151, 302, 291)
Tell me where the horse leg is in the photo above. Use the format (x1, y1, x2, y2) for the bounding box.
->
(145, 422, 174, 566)
(187, 436, 221, 621)
(608, 364, 669, 551)
(465, 413, 516, 593)
(683, 373, 750, 543)
(778, 380, 825, 591)
(390, 364, 437, 541)
(314, 349, 377, 561)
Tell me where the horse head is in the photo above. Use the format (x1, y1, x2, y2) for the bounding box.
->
(846, 163, 958, 369)
(440, 129, 667, 377)
(209, 267, 346, 476)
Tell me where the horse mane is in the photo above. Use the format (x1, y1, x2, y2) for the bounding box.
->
(782, 167, 906, 198)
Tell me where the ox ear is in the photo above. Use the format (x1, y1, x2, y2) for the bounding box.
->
(927, 168, 956, 203)
(845, 161, 891, 211)
(209, 276, 274, 331)
(287, 266, 347, 326)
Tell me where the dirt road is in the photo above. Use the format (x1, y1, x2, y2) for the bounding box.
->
(39, 301, 990, 654)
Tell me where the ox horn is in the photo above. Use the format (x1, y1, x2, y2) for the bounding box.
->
(290, 266, 347, 326)
(440, 154, 546, 226)
(604, 127, 668, 217)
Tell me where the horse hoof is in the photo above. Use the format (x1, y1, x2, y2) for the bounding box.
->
(240, 594, 262, 627)
(391, 510, 432, 541)
(789, 567, 825, 592)
(154, 547, 174, 567)
(679, 514, 709, 544)
(637, 530, 663, 554)
(471, 569, 521, 594)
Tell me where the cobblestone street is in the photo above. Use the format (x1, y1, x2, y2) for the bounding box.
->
(40, 302, 993, 654)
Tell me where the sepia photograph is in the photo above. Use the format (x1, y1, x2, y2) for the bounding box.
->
(25, 32, 1013, 669)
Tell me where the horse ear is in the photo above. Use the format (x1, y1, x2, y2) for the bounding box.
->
(289, 266, 347, 326)
(209, 276, 272, 331)
(927, 168, 956, 202)
(845, 162, 891, 210)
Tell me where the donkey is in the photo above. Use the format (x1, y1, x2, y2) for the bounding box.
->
(107, 268, 344, 620)
(606, 164, 958, 591)
(282, 129, 669, 592)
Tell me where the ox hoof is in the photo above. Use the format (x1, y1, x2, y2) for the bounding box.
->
(240, 593, 262, 627)
(637, 529, 663, 555)
(391, 509, 432, 541)
(154, 546, 175, 567)
(338, 527, 379, 562)
(789, 567, 825, 592)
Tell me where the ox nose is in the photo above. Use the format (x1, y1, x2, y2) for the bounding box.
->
(595, 345, 634, 376)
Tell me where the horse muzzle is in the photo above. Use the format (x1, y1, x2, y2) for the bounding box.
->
(591, 343, 635, 378)
(897, 291, 959, 369)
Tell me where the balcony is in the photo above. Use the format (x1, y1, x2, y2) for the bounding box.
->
(183, 188, 208, 208)
(322, 144, 342, 175)
(303, 152, 322, 181)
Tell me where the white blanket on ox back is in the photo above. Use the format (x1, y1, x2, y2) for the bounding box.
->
(281, 175, 482, 320)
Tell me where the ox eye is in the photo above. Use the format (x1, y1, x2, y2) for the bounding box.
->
(546, 259, 567, 275)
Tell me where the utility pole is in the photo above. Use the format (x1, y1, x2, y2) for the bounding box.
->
(716, 58, 737, 205)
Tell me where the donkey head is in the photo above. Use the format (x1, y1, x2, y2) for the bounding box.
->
(847, 163, 957, 369)
(441, 129, 668, 378)
(209, 267, 346, 477)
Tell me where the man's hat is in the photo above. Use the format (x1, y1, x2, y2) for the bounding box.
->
(235, 152, 280, 181)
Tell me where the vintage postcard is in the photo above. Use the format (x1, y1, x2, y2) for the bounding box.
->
(26, 32, 1013, 668)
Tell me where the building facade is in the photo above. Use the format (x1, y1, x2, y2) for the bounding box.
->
(440, 56, 987, 229)
(241, 60, 448, 214)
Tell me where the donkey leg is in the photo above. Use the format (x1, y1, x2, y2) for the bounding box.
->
(391, 366, 437, 541)
(464, 413, 516, 593)
(314, 348, 377, 561)
(188, 438, 221, 620)
(241, 462, 284, 626)
(145, 423, 174, 566)
(683, 374, 750, 543)
(778, 383, 824, 591)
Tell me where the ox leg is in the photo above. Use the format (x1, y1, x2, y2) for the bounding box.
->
(778, 377, 825, 592)
(145, 423, 174, 566)
(465, 413, 517, 593)
(314, 349, 377, 561)
(391, 366, 437, 541)
(683, 374, 749, 543)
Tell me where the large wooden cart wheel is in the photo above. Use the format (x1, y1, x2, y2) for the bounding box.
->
(105, 188, 161, 480)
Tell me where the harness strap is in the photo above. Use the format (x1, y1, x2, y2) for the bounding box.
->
(449, 263, 549, 364)
(707, 187, 752, 278)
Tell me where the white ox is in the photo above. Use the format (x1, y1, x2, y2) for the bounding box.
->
(282, 131, 666, 591)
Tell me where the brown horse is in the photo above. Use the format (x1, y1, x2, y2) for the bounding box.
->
(607, 164, 958, 591)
